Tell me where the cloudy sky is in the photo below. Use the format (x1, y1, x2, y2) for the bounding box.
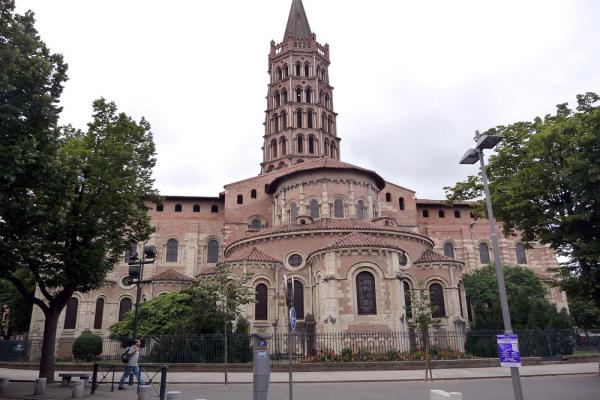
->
(16, 0, 600, 199)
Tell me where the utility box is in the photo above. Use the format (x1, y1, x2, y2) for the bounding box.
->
(251, 333, 272, 400)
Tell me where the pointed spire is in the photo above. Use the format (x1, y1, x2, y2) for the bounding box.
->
(284, 0, 312, 40)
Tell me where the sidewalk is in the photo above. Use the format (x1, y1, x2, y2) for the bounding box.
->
(0, 362, 597, 383)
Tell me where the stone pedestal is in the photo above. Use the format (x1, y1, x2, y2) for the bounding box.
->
(71, 380, 84, 398)
(33, 378, 46, 395)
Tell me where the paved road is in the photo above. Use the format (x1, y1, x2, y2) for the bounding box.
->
(3, 375, 599, 400)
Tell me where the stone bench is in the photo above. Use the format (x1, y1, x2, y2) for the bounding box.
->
(58, 373, 90, 386)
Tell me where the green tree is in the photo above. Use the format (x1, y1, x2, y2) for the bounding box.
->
(0, 270, 36, 336)
(568, 297, 600, 332)
(445, 93, 600, 312)
(463, 265, 571, 330)
(110, 265, 254, 337)
(409, 285, 440, 381)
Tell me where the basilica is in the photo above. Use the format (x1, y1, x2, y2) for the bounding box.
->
(29, 0, 566, 339)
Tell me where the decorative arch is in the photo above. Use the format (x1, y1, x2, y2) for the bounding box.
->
(166, 238, 178, 262)
(285, 277, 305, 319)
(307, 110, 314, 128)
(323, 138, 329, 155)
(308, 134, 315, 153)
(93, 296, 106, 329)
(207, 238, 220, 263)
(333, 198, 344, 218)
(296, 134, 304, 153)
(309, 199, 320, 218)
(443, 241, 455, 258)
(281, 111, 287, 130)
(280, 136, 287, 155)
(305, 87, 312, 103)
(290, 202, 298, 221)
(254, 283, 268, 321)
(118, 296, 133, 322)
(356, 271, 377, 315)
(296, 109, 303, 128)
(281, 88, 288, 103)
(479, 242, 491, 264)
(356, 199, 366, 220)
(428, 281, 446, 318)
(274, 91, 280, 108)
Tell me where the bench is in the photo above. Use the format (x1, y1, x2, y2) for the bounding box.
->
(59, 373, 90, 386)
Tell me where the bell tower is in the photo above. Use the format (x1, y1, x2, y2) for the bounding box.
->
(261, 0, 339, 174)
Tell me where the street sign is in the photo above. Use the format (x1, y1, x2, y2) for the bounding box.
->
(497, 334, 521, 367)
(289, 307, 297, 331)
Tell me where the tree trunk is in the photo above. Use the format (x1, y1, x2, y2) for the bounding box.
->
(39, 308, 60, 382)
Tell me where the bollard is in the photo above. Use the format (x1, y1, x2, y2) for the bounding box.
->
(91, 362, 99, 394)
(137, 384, 152, 400)
(0, 377, 9, 396)
(159, 365, 168, 400)
(72, 380, 85, 398)
(33, 378, 47, 395)
(166, 391, 181, 400)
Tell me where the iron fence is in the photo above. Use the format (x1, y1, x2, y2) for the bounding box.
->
(6, 330, 598, 364)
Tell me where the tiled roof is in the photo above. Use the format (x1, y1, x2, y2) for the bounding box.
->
(224, 247, 281, 264)
(315, 232, 404, 253)
(265, 158, 386, 193)
(414, 249, 464, 264)
(226, 218, 433, 253)
(148, 268, 197, 283)
(416, 199, 474, 206)
(197, 266, 216, 276)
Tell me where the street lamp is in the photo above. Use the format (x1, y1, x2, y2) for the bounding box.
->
(127, 244, 157, 341)
(460, 131, 524, 400)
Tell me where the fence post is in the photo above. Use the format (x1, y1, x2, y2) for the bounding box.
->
(160, 364, 168, 400)
(91, 362, 99, 394)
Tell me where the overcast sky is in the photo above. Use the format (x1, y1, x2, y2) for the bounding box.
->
(16, 0, 600, 199)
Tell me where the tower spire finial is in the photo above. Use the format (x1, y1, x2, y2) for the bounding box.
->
(284, 0, 312, 40)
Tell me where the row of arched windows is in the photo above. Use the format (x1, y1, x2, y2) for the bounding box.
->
(236, 189, 258, 205)
(271, 89, 331, 110)
(63, 296, 133, 330)
(421, 209, 461, 218)
(254, 279, 305, 321)
(384, 193, 406, 210)
(274, 63, 328, 82)
(156, 204, 219, 213)
(288, 199, 376, 221)
(269, 110, 334, 133)
(165, 238, 220, 263)
(442, 241, 527, 265)
(269, 135, 337, 160)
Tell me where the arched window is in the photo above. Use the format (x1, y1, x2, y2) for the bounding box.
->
(282, 89, 288, 103)
(307, 110, 313, 128)
(330, 142, 335, 158)
(274, 92, 280, 107)
(251, 189, 257, 199)
(283, 64, 288, 78)
(273, 114, 279, 133)
(356, 271, 377, 315)
(118, 298, 133, 322)
(305, 87, 311, 103)
(295, 88, 302, 102)
(516, 243, 527, 264)
(403, 281, 412, 319)
(328, 116, 333, 133)
(357, 200, 365, 220)
(309, 199, 320, 219)
(237, 194, 244, 204)
(422, 210, 429, 218)
(124, 241, 138, 263)
(304, 63, 310, 77)
(399, 197, 405, 210)
(93, 298, 104, 329)
(325, 94, 330, 108)
(290, 203, 298, 221)
(372, 201, 378, 218)
(297, 135, 304, 153)
(250, 218, 262, 230)
(385, 192, 392, 202)
(324, 138, 329, 155)
(281, 111, 287, 129)
(270, 139, 278, 157)
(193, 204, 200, 212)
(166, 239, 178, 262)
(334, 199, 344, 218)
(295, 63, 301, 76)
(439, 210, 445, 218)
(211, 205, 219, 213)
(255, 283, 268, 320)
(454, 210, 461, 218)
(443, 242, 455, 258)
(322, 112, 327, 132)
(175, 203, 182, 212)
(281, 137, 287, 155)
(207, 239, 219, 263)
(296, 110, 302, 128)
(156, 204, 163, 212)
(308, 135, 315, 153)
(316, 66, 321, 79)
(479, 242, 490, 264)
(277, 67, 282, 80)
(64, 297, 78, 329)
(286, 279, 304, 319)
(429, 283, 446, 318)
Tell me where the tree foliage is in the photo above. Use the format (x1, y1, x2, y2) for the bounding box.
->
(464, 265, 571, 330)
(445, 93, 600, 312)
(110, 265, 254, 337)
(0, 0, 158, 379)
(0, 269, 36, 336)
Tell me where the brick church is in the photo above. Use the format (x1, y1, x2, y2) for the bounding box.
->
(29, 0, 566, 339)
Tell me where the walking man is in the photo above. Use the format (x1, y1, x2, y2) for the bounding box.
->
(118, 338, 145, 389)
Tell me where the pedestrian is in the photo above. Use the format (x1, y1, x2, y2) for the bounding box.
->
(118, 338, 145, 389)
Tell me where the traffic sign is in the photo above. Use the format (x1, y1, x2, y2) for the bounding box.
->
(289, 307, 297, 331)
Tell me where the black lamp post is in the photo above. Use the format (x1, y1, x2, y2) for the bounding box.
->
(127, 244, 157, 341)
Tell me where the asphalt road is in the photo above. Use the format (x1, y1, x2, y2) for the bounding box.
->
(108, 374, 600, 400)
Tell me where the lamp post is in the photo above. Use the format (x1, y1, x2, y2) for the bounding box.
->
(127, 244, 157, 341)
(460, 131, 524, 400)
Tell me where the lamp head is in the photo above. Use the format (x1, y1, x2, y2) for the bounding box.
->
(475, 134, 503, 150)
(143, 245, 157, 259)
(459, 148, 479, 165)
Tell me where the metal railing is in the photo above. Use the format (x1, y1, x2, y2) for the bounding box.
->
(7, 330, 597, 364)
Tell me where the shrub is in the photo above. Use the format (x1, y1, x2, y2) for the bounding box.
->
(341, 347, 353, 362)
(72, 331, 103, 361)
